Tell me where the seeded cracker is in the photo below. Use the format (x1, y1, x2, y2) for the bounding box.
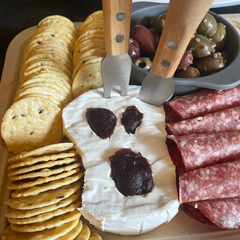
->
(8, 150, 77, 169)
(10, 163, 81, 183)
(6, 181, 81, 210)
(1, 97, 63, 154)
(11, 172, 83, 197)
(5, 190, 81, 219)
(8, 167, 80, 190)
(75, 224, 91, 240)
(72, 62, 102, 98)
(11, 209, 81, 232)
(8, 201, 81, 224)
(2, 218, 79, 240)
(8, 157, 78, 177)
(8, 142, 75, 163)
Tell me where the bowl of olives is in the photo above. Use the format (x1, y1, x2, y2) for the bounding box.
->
(129, 2, 240, 95)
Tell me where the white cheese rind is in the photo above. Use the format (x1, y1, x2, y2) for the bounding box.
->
(62, 86, 179, 235)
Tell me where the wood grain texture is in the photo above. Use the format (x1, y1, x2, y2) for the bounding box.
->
(102, 0, 132, 55)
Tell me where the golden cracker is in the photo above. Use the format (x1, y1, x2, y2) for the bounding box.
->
(75, 224, 91, 240)
(5, 190, 81, 218)
(6, 181, 81, 210)
(1, 97, 63, 154)
(9, 162, 81, 181)
(2, 218, 79, 240)
(8, 167, 80, 190)
(8, 201, 81, 224)
(11, 171, 83, 197)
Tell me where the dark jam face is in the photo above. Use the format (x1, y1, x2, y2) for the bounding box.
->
(110, 148, 154, 197)
(86, 108, 117, 139)
(121, 106, 143, 134)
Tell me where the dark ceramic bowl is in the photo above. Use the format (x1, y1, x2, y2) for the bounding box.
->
(129, 2, 240, 95)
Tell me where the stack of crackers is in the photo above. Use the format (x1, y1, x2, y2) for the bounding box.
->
(2, 142, 101, 240)
(72, 11, 105, 98)
(1, 15, 77, 154)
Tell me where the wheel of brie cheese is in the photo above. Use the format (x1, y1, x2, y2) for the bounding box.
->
(62, 86, 179, 235)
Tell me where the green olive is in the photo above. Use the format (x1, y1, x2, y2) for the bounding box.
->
(195, 53, 225, 76)
(150, 13, 167, 33)
(134, 57, 152, 71)
(211, 23, 226, 51)
(197, 13, 218, 37)
(187, 34, 213, 58)
(175, 67, 201, 78)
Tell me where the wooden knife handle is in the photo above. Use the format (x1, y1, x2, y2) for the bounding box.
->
(102, 0, 132, 56)
(152, 0, 215, 78)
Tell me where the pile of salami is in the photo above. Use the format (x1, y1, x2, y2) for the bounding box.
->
(164, 85, 240, 229)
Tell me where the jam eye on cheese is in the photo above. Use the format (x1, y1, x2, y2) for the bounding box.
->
(86, 107, 117, 139)
(110, 148, 153, 197)
(121, 105, 143, 134)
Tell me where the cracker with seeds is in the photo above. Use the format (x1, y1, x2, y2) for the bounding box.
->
(8, 150, 77, 169)
(8, 157, 78, 177)
(1, 97, 63, 154)
(9, 162, 81, 181)
(11, 171, 83, 197)
(11, 209, 81, 232)
(5, 190, 81, 218)
(8, 201, 81, 224)
(8, 167, 80, 190)
(6, 181, 81, 210)
(2, 218, 79, 240)
(8, 142, 75, 163)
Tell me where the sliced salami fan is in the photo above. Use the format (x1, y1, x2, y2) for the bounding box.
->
(166, 106, 240, 136)
(164, 85, 240, 123)
(167, 131, 240, 172)
(179, 159, 240, 203)
(187, 196, 240, 229)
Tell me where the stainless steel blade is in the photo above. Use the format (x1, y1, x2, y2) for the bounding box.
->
(138, 70, 175, 107)
(101, 53, 132, 98)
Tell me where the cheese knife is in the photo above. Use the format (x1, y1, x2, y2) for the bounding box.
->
(101, 0, 132, 98)
(138, 0, 215, 106)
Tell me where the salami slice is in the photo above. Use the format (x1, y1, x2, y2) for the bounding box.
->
(179, 160, 240, 203)
(167, 131, 240, 171)
(164, 85, 240, 123)
(180, 203, 214, 226)
(166, 106, 240, 136)
(188, 196, 240, 229)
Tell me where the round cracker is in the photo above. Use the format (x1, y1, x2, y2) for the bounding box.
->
(11, 209, 81, 232)
(9, 162, 81, 181)
(21, 69, 72, 86)
(2, 218, 79, 240)
(5, 190, 81, 218)
(14, 93, 63, 109)
(75, 224, 91, 240)
(8, 151, 77, 170)
(79, 10, 103, 35)
(89, 232, 103, 240)
(73, 48, 105, 69)
(1, 97, 63, 154)
(79, 19, 104, 35)
(8, 157, 78, 177)
(11, 172, 83, 198)
(8, 167, 80, 190)
(23, 52, 72, 71)
(58, 220, 83, 240)
(8, 142, 74, 163)
(72, 62, 102, 98)
(6, 181, 81, 210)
(72, 56, 103, 80)
(8, 201, 81, 224)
